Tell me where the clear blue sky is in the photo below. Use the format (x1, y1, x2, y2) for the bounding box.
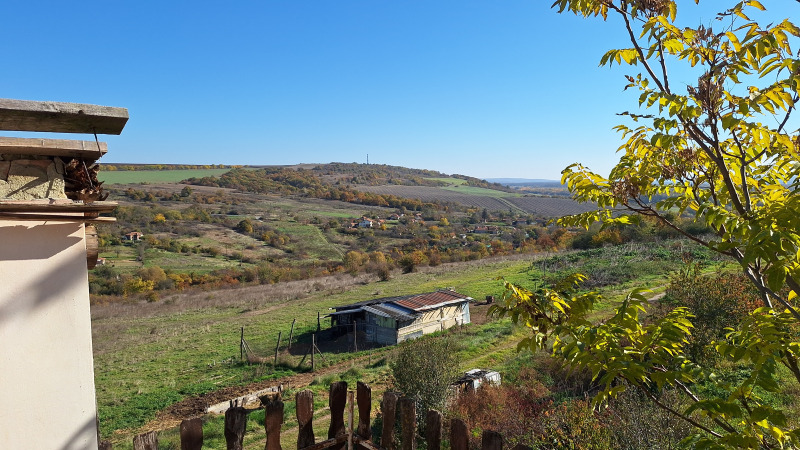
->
(0, 1, 794, 179)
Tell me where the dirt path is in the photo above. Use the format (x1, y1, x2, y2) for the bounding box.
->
(136, 352, 377, 436)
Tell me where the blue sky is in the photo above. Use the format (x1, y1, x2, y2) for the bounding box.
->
(0, 1, 794, 179)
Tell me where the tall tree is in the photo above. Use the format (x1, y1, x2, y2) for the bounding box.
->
(496, 1, 800, 447)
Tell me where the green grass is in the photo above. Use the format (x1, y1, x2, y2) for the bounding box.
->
(94, 241, 699, 446)
(98, 168, 232, 184)
(425, 177, 468, 186)
(440, 185, 521, 198)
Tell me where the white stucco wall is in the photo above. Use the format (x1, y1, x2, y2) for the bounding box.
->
(0, 220, 98, 449)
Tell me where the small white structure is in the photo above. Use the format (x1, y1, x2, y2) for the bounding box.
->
(455, 369, 502, 393)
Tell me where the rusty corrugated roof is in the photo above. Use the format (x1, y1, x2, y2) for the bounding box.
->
(392, 290, 471, 312)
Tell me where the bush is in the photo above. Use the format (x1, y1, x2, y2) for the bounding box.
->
(391, 336, 460, 431)
(657, 265, 761, 364)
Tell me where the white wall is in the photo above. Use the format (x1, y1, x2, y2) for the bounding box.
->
(0, 220, 98, 449)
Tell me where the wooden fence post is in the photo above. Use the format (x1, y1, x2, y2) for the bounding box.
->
(224, 404, 249, 450)
(347, 390, 355, 450)
(311, 334, 316, 372)
(317, 312, 321, 332)
(399, 397, 416, 450)
(329, 381, 348, 450)
(240, 327, 244, 360)
(380, 392, 399, 450)
(288, 318, 296, 350)
(264, 394, 284, 450)
(425, 410, 442, 450)
(353, 322, 358, 352)
(133, 430, 158, 450)
(275, 331, 283, 365)
(180, 417, 203, 450)
(296, 390, 315, 449)
(481, 430, 503, 450)
(450, 419, 469, 450)
(356, 381, 372, 440)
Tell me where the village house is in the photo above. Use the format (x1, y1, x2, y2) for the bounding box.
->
(124, 231, 144, 241)
(328, 289, 472, 345)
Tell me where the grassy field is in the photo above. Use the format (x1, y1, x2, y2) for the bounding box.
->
(99, 168, 233, 184)
(425, 177, 468, 186)
(92, 240, 712, 446)
(440, 185, 520, 198)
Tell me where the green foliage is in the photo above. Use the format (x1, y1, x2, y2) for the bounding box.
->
(390, 336, 461, 428)
(658, 267, 760, 364)
(535, 0, 800, 447)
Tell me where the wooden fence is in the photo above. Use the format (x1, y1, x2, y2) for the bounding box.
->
(106, 381, 528, 450)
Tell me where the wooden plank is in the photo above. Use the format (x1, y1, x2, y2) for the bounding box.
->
(356, 381, 372, 440)
(449, 419, 469, 450)
(264, 394, 284, 450)
(0, 200, 117, 213)
(425, 410, 442, 450)
(0, 136, 107, 158)
(0, 98, 128, 135)
(133, 431, 158, 450)
(380, 392, 398, 450)
(399, 397, 416, 450)
(296, 390, 316, 449)
(481, 431, 503, 450)
(180, 418, 204, 450)
(328, 381, 348, 450)
(224, 406, 249, 450)
(299, 435, 348, 450)
(0, 213, 115, 223)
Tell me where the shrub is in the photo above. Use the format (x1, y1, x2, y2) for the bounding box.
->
(391, 336, 460, 431)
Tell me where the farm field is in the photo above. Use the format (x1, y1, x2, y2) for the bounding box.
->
(91, 240, 718, 447)
(99, 168, 233, 184)
(355, 184, 593, 217)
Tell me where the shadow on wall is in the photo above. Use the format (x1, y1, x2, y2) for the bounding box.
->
(0, 222, 86, 326)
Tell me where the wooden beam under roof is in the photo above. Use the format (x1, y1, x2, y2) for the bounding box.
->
(0, 137, 107, 159)
(0, 99, 128, 135)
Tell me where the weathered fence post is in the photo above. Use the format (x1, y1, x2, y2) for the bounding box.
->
(399, 397, 416, 450)
(180, 417, 203, 450)
(380, 392, 399, 450)
(353, 322, 358, 352)
(311, 334, 316, 372)
(450, 418, 469, 450)
(481, 431, 503, 450)
(288, 318, 296, 350)
(133, 430, 158, 450)
(329, 381, 348, 450)
(224, 403, 249, 450)
(240, 327, 244, 360)
(264, 394, 284, 450)
(275, 331, 283, 365)
(356, 381, 372, 440)
(425, 410, 442, 450)
(347, 390, 355, 450)
(296, 390, 315, 449)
